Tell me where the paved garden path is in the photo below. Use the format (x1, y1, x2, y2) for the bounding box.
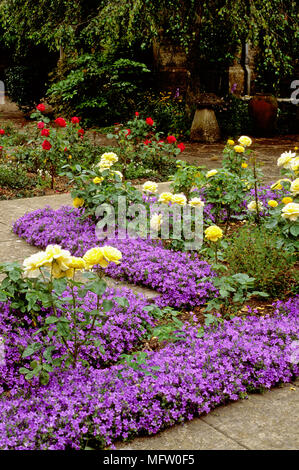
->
(0, 190, 298, 450)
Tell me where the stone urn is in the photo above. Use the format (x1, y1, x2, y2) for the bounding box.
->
(248, 93, 278, 136)
(190, 93, 223, 143)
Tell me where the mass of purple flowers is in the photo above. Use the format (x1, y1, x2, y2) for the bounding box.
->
(0, 296, 298, 449)
(13, 206, 216, 308)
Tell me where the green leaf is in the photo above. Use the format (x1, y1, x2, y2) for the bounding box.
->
(22, 342, 42, 358)
(102, 299, 114, 313)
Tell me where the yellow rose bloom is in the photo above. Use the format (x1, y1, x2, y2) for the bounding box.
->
(23, 251, 51, 277)
(66, 256, 86, 270)
(241, 162, 248, 168)
(83, 247, 107, 269)
(281, 202, 299, 222)
(268, 200, 278, 208)
(290, 178, 299, 196)
(234, 145, 245, 153)
(238, 136, 252, 147)
(171, 193, 187, 206)
(93, 177, 104, 184)
(83, 246, 122, 269)
(150, 213, 163, 231)
(45, 245, 72, 266)
(101, 246, 122, 265)
(282, 197, 293, 205)
(206, 169, 218, 178)
(247, 200, 264, 212)
(277, 151, 296, 169)
(142, 181, 158, 193)
(51, 263, 74, 279)
(188, 197, 205, 207)
(205, 225, 223, 242)
(227, 139, 235, 146)
(100, 152, 118, 164)
(73, 197, 84, 208)
(158, 192, 173, 204)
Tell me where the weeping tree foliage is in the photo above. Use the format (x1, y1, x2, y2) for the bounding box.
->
(0, 0, 298, 112)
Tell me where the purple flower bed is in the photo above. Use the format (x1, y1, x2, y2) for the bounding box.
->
(0, 287, 155, 394)
(13, 206, 216, 308)
(0, 296, 298, 449)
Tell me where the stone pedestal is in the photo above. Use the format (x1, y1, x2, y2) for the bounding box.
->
(190, 108, 221, 143)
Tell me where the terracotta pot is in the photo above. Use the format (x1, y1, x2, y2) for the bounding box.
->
(249, 94, 278, 135)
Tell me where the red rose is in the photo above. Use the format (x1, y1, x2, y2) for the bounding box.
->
(135, 112, 139, 117)
(158, 140, 164, 145)
(78, 128, 84, 136)
(54, 117, 67, 127)
(36, 103, 45, 112)
(0, 146, 3, 151)
(41, 128, 50, 137)
(125, 129, 131, 137)
(64, 147, 68, 152)
(0, 129, 5, 135)
(177, 142, 185, 152)
(167, 135, 177, 144)
(145, 117, 154, 126)
(42, 139, 52, 150)
(71, 116, 80, 124)
(143, 139, 152, 145)
(37, 121, 45, 129)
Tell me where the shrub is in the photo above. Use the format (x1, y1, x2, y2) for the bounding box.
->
(0, 163, 35, 189)
(224, 225, 297, 297)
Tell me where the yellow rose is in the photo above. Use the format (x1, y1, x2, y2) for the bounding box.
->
(277, 151, 296, 169)
(73, 197, 84, 208)
(206, 169, 218, 178)
(227, 139, 235, 145)
(83, 247, 107, 269)
(282, 197, 293, 205)
(281, 202, 299, 222)
(268, 200, 278, 208)
(51, 263, 74, 279)
(45, 245, 72, 266)
(65, 256, 86, 270)
(247, 200, 264, 212)
(234, 145, 245, 153)
(290, 178, 299, 196)
(142, 181, 158, 193)
(150, 213, 163, 231)
(171, 193, 187, 206)
(188, 197, 205, 207)
(241, 162, 248, 169)
(83, 246, 122, 269)
(158, 192, 173, 204)
(238, 136, 252, 147)
(23, 251, 52, 277)
(101, 246, 122, 265)
(68, 155, 72, 160)
(100, 152, 118, 164)
(93, 177, 104, 184)
(205, 225, 223, 242)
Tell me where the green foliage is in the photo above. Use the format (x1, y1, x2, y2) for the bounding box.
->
(0, 163, 36, 189)
(224, 225, 298, 298)
(47, 53, 150, 126)
(170, 160, 204, 196)
(202, 271, 268, 316)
